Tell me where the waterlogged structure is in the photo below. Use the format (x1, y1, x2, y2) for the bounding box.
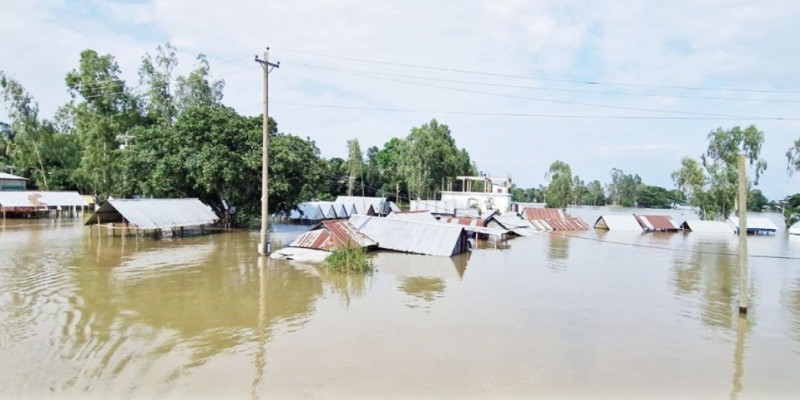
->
(84, 198, 219, 236)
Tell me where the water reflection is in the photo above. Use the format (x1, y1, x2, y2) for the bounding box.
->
(372, 252, 469, 309)
(782, 278, 800, 343)
(57, 232, 323, 394)
(730, 315, 749, 400)
(671, 235, 745, 330)
(547, 233, 571, 272)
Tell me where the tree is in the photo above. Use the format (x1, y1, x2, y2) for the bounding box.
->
(544, 160, 573, 209)
(0, 72, 80, 189)
(607, 168, 641, 207)
(375, 137, 408, 202)
(748, 189, 769, 212)
(671, 156, 706, 208)
(788, 138, 800, 176)
(66, 49, 143, 197)
(400, 119, 475, 200)
(701, 125, 767, 219)
(346, 138, 363, 196)
(138, 42, 178, 126)
(174, 54, 224, 114)
(586, 180, 606, 206)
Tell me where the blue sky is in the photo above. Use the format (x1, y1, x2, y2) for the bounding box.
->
(3, 0, 800, 200)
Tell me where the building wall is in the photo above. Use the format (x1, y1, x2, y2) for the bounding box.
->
(0, 179, 26, 191)
(439, 191, 511, 214)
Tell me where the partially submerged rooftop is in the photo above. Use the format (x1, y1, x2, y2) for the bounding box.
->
(84, 198, 219, 230)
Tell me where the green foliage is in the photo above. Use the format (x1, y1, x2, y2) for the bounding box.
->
(788, 138, 800, 176)
(634, 184, 675, 209)
(782, 193, 800, 226)
(748, 189, 769, 212)
(400, 119, 476, 200)
(346, 138, 363, 196)
(608, 168, 641, 207)
(544, 160, 573, 209)
(323, 242, 374, 273)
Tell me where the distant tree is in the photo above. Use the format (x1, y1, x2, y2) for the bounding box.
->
(635, 184, 673, 209)
(65, 49, 143, 198)
(400, 119, 475, 200)
(346, 138, 363, 196)
(544, 160, 573, 209)
(138, 42, 178, 126)
(174, 54, 224, 114)
(586, 180, 606, 205)
(701, 125, 766, 219)
(748, 189, 769, 212)
(788, 137, 800, 176)
(375, 137, 407, 202)
(608, 168, 641, 207)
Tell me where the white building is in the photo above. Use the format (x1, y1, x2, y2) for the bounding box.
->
(438, 176, 512, 215)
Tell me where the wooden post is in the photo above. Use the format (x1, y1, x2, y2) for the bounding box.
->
(737, 154, 749, 315)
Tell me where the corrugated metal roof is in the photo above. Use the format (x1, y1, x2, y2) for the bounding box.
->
(679, 220, 734, 233)
(544, 217, 590, 231)
(522, 207, 564, 220)
(289, 220, 377, 251)
(594, 215, 644, 231)
(335, 196, 390, 215)
(789, 221, 800, 235)
(84, 198, 219, 230)
(0, 191, 87, 208)
(486, 214, 535, 236)
(387, 210, 438, 222)
(634, 214, 680, 231)
(440, 216, 509, 237)
(409, 200, 456, 215)
(0, 172, 26, 180)
(310, 201, 350, 218)
(726, 216, 779, 234)
(288, 203, 325, 220)
(349, 215, 468, 257)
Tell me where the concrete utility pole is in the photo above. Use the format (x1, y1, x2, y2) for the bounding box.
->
(255, 49, 280, 256)
(737, 153, 749, 315)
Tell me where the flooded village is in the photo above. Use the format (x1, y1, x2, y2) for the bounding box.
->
(5, 2, 800, 397)
(2, 171, 800, 398)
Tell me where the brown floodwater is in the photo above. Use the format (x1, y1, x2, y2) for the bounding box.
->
(1, 207, 800, 399)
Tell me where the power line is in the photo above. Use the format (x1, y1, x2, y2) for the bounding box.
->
(272, 101, 800, 121)
(283, 48, 800, 95)
(299, 66, 792, 119)
(290, 60, 800, 104)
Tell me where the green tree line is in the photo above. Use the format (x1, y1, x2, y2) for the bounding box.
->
(0, 44, 477, 225)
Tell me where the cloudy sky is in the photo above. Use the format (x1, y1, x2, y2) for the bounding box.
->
(3, 0, 800, 199)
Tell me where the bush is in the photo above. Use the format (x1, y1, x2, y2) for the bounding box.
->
(323, 242, 373, 273)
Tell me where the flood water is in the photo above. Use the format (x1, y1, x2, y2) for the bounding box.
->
(2, 207, 800, 399)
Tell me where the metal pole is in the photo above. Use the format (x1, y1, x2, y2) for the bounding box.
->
(255, 49, 279, 255)
(737, 153, 748, 315)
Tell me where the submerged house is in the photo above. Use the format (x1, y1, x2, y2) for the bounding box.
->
(350, 215, 469, 257)
(387, 210, 438, 223)
(634, 214, 680, 232)
(521, 207, 589, 232)
(0, 190, 88, 218)
(288, 219, 378, 251)
(726, 216, 779, 235)
(84, 198, 219, 237)
(594, 215, 644, 231)
(0, 172, 26, 191)
(484, 211, 535, 236)
(288, 203, 326, 223)
(679, 220, 734, 234)
(789, 221, 800, 235)
(335, 196, 393, 216)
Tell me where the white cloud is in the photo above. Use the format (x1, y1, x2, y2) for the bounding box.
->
(3, 0, 800, 198)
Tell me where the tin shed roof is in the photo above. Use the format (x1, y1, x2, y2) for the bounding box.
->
(679, 220, 734, 233)
(289, 220, 377, 251)
(0, 172, 26, 180)
(594, 215, 644, 231)
(726, 216, 779, 234)
(288, 203, 325, 220)
(789, 221, 800, 235)
(349, 215, 468, 257)
(0, 191, 87, 208)
(522, 208, 564, 220)
(335, 196, 389, 215)
(634, 214, 680, 231)
(84, 198, 219, 230)
(387, 210, 438, 222)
